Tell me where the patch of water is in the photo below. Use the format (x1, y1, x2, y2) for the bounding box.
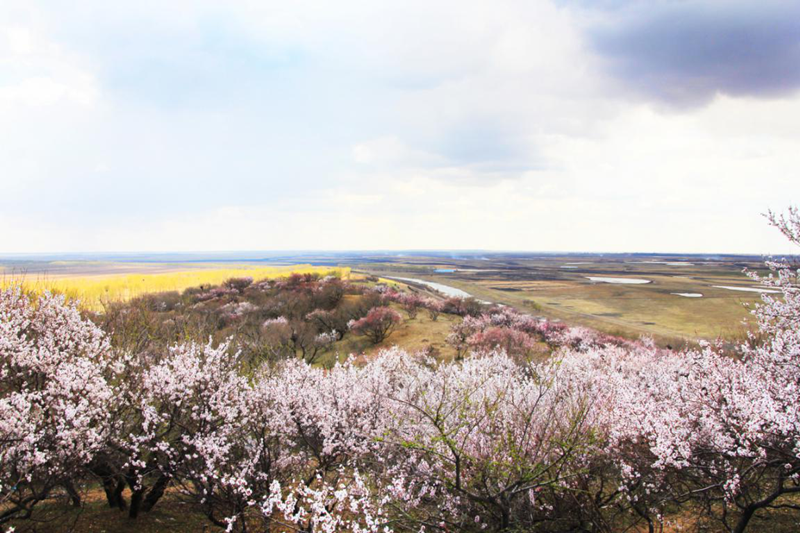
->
(630, 261, 695, 266)
(586, 277, 651, 285)
(712, 285, 781, 294)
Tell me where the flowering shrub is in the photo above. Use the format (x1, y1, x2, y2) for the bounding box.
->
(397, 292, 425, 319)
(117, 342, 250, 519)
(446, 306, 630, 361)
(466, 325, 541, 359)
(348, 307, 402, 344)
(441, 296, 485, 317)
(425, 298, 444, 321)
(220, 301, 258, 323)
(191, 285, 238, 304)
(0, 289, 115, 524)
(372, 350, 608, 531)
(261, 316, 337, 364)
(306, 308, 350, 340)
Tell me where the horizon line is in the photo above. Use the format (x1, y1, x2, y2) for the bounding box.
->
(0, 249, 794, 260)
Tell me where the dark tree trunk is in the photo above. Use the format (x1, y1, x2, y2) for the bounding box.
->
(93, 463, 127, 510)
(101, 477, 117, 508)
(128, 487, 144, 519)
(500, 506, 511, 531)
(113, 477, 128, 511)
(63, 481, 82, 508)
(731, 478, 800, 533)
(142, 474, 171, 512)
(733, 506, 757, 533)
(125, 470, 145, 519)
(634, 505, 655, 533)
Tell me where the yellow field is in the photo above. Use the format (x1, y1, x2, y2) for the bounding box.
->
(3, 265, 350, 310)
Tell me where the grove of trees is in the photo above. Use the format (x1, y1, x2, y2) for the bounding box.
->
(1, 209, 799, 532)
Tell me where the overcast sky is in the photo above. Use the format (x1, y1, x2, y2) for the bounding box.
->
(2, 0, 799, 254)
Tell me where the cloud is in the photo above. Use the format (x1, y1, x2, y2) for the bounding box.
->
(352, 137, 446, 168)
(1, 0, 799, 254)
(0, 23, 98, 108)
(574, 0, 800, 106)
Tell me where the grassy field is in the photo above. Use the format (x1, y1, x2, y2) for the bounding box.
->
(360, 254, 773, 345)
(1, 264, 350, 311)
(5, 488, 218, 533)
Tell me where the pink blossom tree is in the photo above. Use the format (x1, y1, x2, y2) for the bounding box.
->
(369, 350, 609, 531)
(398, 292, 425, 319)
(467, 326, 540, 360)
(0, 288, 115, 524)
(349, 307, 402, 344)
(262, 316, 336, 364)
(425, 298, 444, 321)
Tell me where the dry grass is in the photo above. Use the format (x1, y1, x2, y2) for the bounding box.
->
(364, 257, 766, 345)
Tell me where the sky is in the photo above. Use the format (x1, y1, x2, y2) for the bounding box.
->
(1, 0, 799, 254)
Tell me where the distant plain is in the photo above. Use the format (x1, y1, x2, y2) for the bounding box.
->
(0, 251, 782, 345)
(355, 253, 779, 346)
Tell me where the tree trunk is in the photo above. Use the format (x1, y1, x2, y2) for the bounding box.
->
(733, 506, 757, 533)
(63, 481, 82, 508)
(94, 464, 127, 510)
(142, 474, 171, 513)
(113, 477, 128, 511)
(631, 502, 655, 533)
(731, 476, 800, 533)
(125, 470, 145, 519)
(128, 487, 144, 519)
(500, 506, 511, 531)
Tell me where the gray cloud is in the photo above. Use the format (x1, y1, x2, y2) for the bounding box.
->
(579, 0, 800, 106)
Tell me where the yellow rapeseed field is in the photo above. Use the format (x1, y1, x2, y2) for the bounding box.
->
(3, 265, 350, 310)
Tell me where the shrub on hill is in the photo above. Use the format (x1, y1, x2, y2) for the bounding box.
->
(348, 306, 402, 344)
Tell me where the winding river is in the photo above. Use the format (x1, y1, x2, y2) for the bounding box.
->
(387, 277, 473, 298)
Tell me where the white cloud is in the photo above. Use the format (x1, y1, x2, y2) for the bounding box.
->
(352, 137, 446, 168)
(0, 75, 96, 107)
(0, 19, 99, 110)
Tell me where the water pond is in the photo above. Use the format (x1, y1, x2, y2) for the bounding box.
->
(712, 285, 781, 294)
(586, 277, 651, 285)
